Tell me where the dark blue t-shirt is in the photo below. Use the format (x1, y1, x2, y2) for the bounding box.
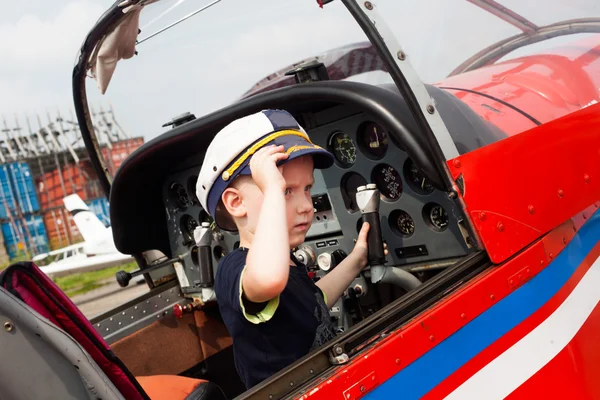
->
(214, 247, 337, 388)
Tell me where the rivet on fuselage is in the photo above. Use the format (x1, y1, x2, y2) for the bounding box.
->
(528, 205, 535, 214)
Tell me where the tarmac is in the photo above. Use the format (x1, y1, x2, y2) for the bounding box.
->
(71, 278, 150, 319)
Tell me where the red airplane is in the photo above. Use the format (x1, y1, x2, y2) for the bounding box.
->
(1, 1, 599, 399)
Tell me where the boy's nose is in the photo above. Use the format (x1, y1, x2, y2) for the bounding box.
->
(297, 195, 313, 214)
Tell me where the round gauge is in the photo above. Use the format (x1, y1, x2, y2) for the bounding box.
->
(423, 203, 449, 232)
(359, 122, 388, 159)
(169, 182, 189, 209)
(187, 175, 199, 204)
(371, 163, 403, 201)
(328, 131, 357, 168)
(390, 210, 415, 237)
(403, 158, 434, 195)
(341, 172, 368, 212)
(180, 214, 198, 244)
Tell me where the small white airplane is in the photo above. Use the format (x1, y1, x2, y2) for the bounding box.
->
(32, 194, 135, 278)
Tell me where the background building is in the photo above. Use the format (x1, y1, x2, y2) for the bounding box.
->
(0, 106, 143, 264)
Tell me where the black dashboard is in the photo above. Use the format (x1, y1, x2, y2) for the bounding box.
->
(109, 80, 504, 329)
(162, 107, 471, 279)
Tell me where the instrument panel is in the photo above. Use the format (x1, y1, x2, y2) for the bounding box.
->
(161, 109, 470, 297)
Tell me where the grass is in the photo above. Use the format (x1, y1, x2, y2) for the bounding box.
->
(53, 262, 139, 297)
(0, 257, 140, 298)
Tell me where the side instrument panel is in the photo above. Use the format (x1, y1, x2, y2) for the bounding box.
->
(161, 106, 470, 330)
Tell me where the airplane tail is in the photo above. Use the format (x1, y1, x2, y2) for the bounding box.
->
(63, 194, 110, 244)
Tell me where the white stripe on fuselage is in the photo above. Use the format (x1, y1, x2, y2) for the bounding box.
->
(445, 255, 600, 400)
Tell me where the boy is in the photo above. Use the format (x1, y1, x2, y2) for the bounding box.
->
(196, 109, 383, 389)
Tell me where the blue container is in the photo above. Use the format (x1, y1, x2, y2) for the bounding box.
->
(86, 197, 111, 227)
(8, 162, 40, 215)
(0, 165, 16, 219)
(2, 215, 49, 259)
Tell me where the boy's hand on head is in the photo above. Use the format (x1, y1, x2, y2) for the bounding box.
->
(250, 145, 289, 193)
(352, 222, 389, 269)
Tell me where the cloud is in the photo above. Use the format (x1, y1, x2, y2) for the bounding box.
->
(0, 1, 106, 120)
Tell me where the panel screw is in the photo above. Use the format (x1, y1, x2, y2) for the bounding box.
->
(429, 335, 435, 341)
(479, 212, 486, 221)
(528, 205, 535, 214)
(427, 105, 435, 114)
(549, 253, 554, 260)
(335, 346, 344, 355)
(583, 213, 588, 220)
(460, 313, 466, 319)
(364, 1, 373, 10)
(397, 51, 406, 61)
(563, 237, 567, 245)
(360, 385, 366, 393)
(395, 358, 401, 365)
(490, 294, 495, 300)
(509, 279, 514, 285)
(453, 159, 462, 168)
(558, 189, 564, 198)
(497, 223, 504, 232)
(4, 321, 14, 332)
(290, 382, 294, 387)
(584, 174, 590, 183)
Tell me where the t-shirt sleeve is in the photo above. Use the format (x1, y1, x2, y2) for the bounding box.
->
(216, 251, 279, 325)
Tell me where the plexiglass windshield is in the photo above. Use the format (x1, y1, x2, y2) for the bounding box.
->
(87, 0, 600, 143)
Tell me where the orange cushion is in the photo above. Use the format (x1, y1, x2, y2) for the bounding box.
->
(136, 375, 207, 400)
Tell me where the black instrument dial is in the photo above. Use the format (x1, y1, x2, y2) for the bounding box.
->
(404, 158, 434, 195)
(328, 131, 356, 168)
(390, 210, 415, 237)
(169, 182, 189, 209)
(424, 203, 449, 231)
(371, 163, 403, 201)
(359, 122, 388, 159)
(341, 172, 368, 212)
(180, 214, 198, 244)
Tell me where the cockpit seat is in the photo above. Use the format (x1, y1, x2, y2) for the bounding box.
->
(0, 262, 226, 400)
(137, 376, 226, 400)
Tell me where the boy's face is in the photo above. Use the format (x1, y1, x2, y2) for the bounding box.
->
(234, 155, 315, 248)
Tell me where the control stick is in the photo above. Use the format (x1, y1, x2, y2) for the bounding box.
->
(356, 184, 386, 266)
(356, 184, 422, 291)
(116, 256, 180, 287)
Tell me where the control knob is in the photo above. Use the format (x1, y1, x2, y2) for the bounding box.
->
(317, 250, 347, 272)
(294, 246, 316, 268)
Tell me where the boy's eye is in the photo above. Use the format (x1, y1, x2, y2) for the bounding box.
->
(305, 185, 312, 192)
(284, 188, 292, 195)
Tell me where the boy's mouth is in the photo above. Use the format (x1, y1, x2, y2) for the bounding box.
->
(294, 222, 309, 232)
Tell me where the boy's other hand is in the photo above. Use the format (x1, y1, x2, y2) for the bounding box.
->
(352, 222, 389, 269)
(250, 145, 289, 193)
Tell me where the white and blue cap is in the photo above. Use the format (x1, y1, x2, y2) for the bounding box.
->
(196, 109, 334, 231)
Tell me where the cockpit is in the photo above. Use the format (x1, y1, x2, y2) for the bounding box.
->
(49, 0, 600, 398)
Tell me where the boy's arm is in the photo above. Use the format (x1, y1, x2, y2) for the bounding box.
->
(316, 223, 386, 308)
(243, 145, 291, 303)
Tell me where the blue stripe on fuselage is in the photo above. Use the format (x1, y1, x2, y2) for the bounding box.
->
(365, 211, 600, 400)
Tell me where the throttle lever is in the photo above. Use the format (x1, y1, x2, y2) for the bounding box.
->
(356, 184, 386, 266)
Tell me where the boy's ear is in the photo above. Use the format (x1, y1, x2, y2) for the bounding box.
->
(221, 187, 246, 218)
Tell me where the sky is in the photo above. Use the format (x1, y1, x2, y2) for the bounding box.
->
(0, 0, 598, 143)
